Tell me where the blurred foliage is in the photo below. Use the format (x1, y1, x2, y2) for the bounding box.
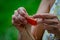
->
(0, 0, 41, 40)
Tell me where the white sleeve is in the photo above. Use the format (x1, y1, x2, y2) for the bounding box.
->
(42, 30, 50, 40)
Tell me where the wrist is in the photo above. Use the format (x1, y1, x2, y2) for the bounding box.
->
(19, 28, 35, 40)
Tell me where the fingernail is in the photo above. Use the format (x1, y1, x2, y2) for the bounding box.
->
(14, 10, 18, 16)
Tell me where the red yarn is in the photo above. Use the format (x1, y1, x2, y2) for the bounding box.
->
(26, 18, 37, 25)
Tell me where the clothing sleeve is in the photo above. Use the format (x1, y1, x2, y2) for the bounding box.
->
(42, 30, 55, 40)
(42, 30, 50, 40)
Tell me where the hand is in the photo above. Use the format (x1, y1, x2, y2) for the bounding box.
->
(31, 14, 46, 40)
(44, 21, 60, 36)
(33, 13, 60, 37)
(12, 7, 31, 32)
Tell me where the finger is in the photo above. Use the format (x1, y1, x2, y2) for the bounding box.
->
(12, 15, 17, 22)
(17, 7, 28, 17)
(18, 7, 27, 13)
(43, 18, 59, 25)
(57, 24, 60, 29)
(44, 24, 57, 30)
(12, 15, 21, 24)
(14, 10, 19, 16)
(12, 20, 24, 31)
(44, 24, 58, 33)
(33, 13, 57, 19)
(12, 15, 25, 30)
(17, 14, 27, 24)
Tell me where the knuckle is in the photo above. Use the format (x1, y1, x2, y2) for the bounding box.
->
(18, 7, 26, 15)
(12, 15, 15, 18)
(18, 15, 24, 20)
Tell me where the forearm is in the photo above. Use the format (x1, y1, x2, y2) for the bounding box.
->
(36, 0, 55, 14)
(36, 0, 50, 13)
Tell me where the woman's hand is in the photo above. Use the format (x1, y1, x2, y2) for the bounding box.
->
(12, 7, 31, 32)
(44, 21, 60, 37)
(12, 7, 36, 40)
(33, 13, 60, 37)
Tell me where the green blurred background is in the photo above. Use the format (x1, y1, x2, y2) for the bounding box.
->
(0, 0, 41, 40)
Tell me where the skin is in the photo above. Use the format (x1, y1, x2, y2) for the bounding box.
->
(12, 0, 60, 40)
(33, 13, 60, 37)
(31, 0, 55, 40)
(12, 7, 35, 40)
